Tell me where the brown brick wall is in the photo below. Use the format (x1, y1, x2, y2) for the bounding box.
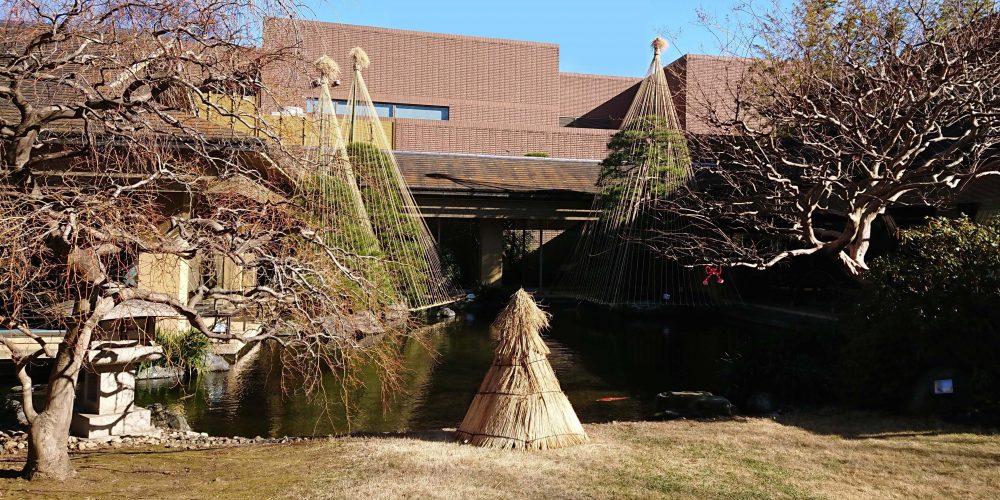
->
(558, 73, 639, 128)
(260, 19, 746, 160)
(263, 19, 560, 128)
(393, 119, 613, 160)
(666, 55, 751, 135)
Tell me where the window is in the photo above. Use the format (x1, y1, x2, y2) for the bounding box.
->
(394, 103, 449, 120)
(305, 98, 449, 121)
(334, 100, 391, 118)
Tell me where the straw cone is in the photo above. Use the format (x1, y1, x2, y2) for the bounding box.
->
(456, 289, 589, 450)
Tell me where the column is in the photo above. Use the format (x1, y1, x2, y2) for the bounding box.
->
(479, 219, 504, 287)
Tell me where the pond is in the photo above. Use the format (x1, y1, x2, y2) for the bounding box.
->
(129, 305, 801, 438)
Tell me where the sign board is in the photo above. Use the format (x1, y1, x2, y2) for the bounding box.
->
(933, 379, 954, 395)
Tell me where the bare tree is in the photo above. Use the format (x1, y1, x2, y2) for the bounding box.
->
(653, 0, 1000, 275)
(0, 0, 400, 480)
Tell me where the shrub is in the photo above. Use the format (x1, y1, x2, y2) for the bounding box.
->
(524, 151, 549, 157)
(842, 216, 1000, 423)
(599, 115, 692, 207)
(347, 142, 433, 304)
(154, 328, 212, 375)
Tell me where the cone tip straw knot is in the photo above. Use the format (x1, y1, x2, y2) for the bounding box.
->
(350, 46, 370, 70)
(491, 288, 550, 333)
(652, 37, 668, 54)
(313, 55, 340, 83)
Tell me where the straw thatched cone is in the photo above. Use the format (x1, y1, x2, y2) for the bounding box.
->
(456, 289, 589, 450)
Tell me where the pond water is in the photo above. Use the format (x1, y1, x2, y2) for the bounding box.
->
(130, 305, 791, 438)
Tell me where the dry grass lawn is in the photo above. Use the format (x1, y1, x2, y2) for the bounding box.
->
(1, 413, 997, 499)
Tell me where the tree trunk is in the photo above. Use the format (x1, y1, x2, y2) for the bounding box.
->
(841, 209, 881, 276)
(22, 295, 112, 481)
(23, 410, 74, 481)
(830, 207, 882, 277)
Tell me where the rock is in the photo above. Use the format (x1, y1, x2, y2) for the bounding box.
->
(350, 311, 385, 337)
(437, 307, 456, 319)
(148, 403, 192, 432)
(202, 353, 231, 372)
(651, 410, 683, 421)
(654, 391, 736, 419)
(137, 365, 185, 381)
(1, 398, 28, 427)
(655, 391, 711, 412)
(690, 395, 735, 418)
(383, 302, 410, 329)
(323, 310, 387, 338)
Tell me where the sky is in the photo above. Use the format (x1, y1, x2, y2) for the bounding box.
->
(302, 0, 796, 78)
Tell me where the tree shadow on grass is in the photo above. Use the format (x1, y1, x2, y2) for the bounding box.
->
(774, 410, 998, 440)
(0, 468, 23, 479)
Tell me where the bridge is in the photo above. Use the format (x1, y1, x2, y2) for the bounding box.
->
(396, 151, 601, 288)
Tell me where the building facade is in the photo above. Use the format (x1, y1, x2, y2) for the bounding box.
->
(259, 19, 751, 287)
(262, 19, 651, 160)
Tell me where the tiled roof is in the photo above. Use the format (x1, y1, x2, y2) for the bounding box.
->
(394, 151, 600, 194)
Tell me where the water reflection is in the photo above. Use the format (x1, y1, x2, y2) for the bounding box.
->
(133, 307, 769, 437)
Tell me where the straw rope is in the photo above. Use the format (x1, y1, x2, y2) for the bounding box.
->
(456, 290, 589, 450)
(556, 38, 741, 307)
(292, 55, 394, 307)
(342, 46, 456, 309)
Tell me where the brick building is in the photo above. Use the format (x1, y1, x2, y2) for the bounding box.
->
(262, 19, 744, 161)
(260, 19, 751, 287)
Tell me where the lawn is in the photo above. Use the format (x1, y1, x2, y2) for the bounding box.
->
(1, 413, 997, 499)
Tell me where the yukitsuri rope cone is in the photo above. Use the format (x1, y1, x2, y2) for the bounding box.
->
(294, 55, 396, 306)
(342, 47, 455, 310)
(558, 37, 740, 307)
(456, 289, 589, 450)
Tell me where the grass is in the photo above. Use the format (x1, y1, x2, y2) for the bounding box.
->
(1, 413, 997, 499)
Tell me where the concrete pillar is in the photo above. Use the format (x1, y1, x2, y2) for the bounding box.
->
(479, 219, 504, 287)
(538, 228, 544, 290)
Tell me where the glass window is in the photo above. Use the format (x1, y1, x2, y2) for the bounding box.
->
(394, 104, 449, 120)
(332, 100, 390, 118)
(327, 100, 449, 120)
(373, 102, 392, 118)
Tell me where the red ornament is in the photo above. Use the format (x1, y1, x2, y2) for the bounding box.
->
(703, 265, 725, 285)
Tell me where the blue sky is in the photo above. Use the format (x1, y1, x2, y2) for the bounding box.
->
(303, 0, 796, 77)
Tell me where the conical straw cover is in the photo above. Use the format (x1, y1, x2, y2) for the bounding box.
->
(456, 288, 588, 450)
(492, 288, 551, 362)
